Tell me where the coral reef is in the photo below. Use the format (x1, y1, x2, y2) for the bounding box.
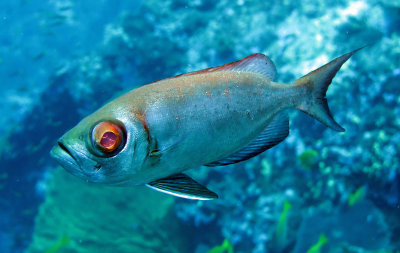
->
(28, 168, 187, 253)
(293, 201, 390, 252)
(1, 0, 399, 252)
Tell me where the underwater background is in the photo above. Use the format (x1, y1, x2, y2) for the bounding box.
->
(0, 0, 399, 252)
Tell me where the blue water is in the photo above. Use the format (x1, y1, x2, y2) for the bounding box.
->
(0, 0, 399, 252)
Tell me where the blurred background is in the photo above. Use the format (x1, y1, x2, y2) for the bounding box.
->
(0, 0, 399, 252)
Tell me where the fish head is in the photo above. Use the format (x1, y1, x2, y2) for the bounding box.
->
(50, 107, 148, 185)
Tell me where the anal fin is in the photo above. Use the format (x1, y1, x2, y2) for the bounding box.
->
(146, 173, 218, 200)
(206, 112, 289, 166)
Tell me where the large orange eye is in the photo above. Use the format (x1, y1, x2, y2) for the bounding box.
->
(92, 121, 124, 153)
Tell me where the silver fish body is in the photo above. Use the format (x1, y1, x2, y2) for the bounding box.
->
(51, 50, 361, 199)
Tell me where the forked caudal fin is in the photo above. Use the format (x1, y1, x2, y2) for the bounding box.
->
(294, 47, 364, 132)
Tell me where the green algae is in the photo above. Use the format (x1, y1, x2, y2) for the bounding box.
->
(274, 200, 292, 250)
(28, 167, 188, 253)
(348, 186, 367, 206)
(306, 234, 328, 253)
(298, 149, 319, 169)
(44, 235, 70, 253)
(208, 239, 234, 253)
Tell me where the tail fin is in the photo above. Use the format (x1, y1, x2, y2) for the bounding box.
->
(294, 48, 363, 132)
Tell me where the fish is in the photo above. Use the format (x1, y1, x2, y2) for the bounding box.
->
(51, 48, 361, 200)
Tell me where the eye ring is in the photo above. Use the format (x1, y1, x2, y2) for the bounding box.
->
(91, 121, 125, 155)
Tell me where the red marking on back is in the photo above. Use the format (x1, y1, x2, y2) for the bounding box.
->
(145, 54, 266, 86)
(172, 54, 265, 79)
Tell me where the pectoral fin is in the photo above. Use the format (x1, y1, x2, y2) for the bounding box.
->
(146, 173, 218, 200)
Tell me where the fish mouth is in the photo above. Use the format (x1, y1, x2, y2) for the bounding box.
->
(50, 141, 81, 173)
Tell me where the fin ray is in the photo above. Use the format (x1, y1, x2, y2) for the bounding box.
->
(206, 112, 289, 166)
(294, 47, 363, 132)
(172, 54, 277, 81)
(146, 173, 218, 200)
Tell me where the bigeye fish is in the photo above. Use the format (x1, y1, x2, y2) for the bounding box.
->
(51, 49, 361, 200)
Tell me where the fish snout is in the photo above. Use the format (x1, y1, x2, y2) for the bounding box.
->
(53, 138, 104, 178)
(50, 139, 82, 174)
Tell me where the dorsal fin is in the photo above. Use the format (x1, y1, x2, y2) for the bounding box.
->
(174, 54, 277, 81)
(206, 113, 289, 167)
